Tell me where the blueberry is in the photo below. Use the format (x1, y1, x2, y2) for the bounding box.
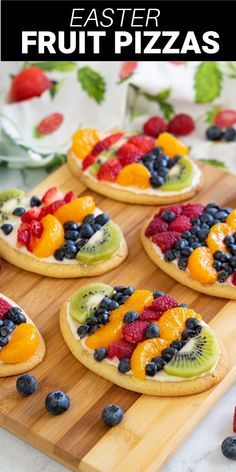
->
(124, 310, 139, 324)
(217, 271, 229, 283)
(95, 213, 110, 226)
(188, 236, 198, 245)
(3, 319, 15, 332)
(45, 391, 70, 415)
(206, 203, 219, 210)
(77, 325, 89, 338)
(224, 235, 235, 246)
(152, 356, 166, 371)
(181, 328, 196, 340)
(92, 223, 102, 232)
(97, 313, 109, 325)
(178, 257, 188, 270)
(195, 325, 203, 335)
(191, 218, 201, 225)
(161, 210, 176, 222)
(101, 404, 124, 426)
(213, 260, 222, 271)
(200, 213, 214, 224)
(114, 285, 126, 292)
(206, 125, 223, 141)
(170, 340, 183, 351)
(143, 161, 154, 172)
(192, 242, 202, 249)
(158, 167, 169, 178)
(221, 436, 236, 460)
(118, 358, 131, 373)
(0, 320, 3, 328)
(119, 295, 130, 304)
(54, 247, 65, 261)
(6, 307, 26, 325)
(86, 317, 98, 326)
(109, 300, 120, 310)
(64, 242, 77, 259)
(100, 297, 113, 310)
(181, 246, 193, 257)
(182, 231, 192, 239)
(175, 239, 188, 250)
(63, 221, 79, 231)
(12, 207, 25, 217)
(76, 239, 88, 251)
(215, 210, 228, 221)
(79, 223, 94, 239)
(150, 175, 164, 188)
(112, 292, 124, 304)
(123, 286, 134, 296)
(88, 325, 98, 335)
(0, 325, 12, 337)
(152, 147, 163, 156)
(221, 262, 233, 275)
(94, 348, 107, 362)
(181, 339, 189, 347)
(185, 318, 199, 330)
(145, 323, 160, 339)
(16, 374, 37, 396)
(228, 244, 236, 255)
(223, 127, 236, 142)
(197, 228, 210, 241)
(83, 214, 95, 225)
(222, 207, 233, 214)
(230, 256, 236, 269)
(145, 362, 157, 377)
(65, 230, 79, 241)
(155, 155, 169, 168)
(0, 336, 9, 347)
(164, 250, 177, 262)
(170, 155, 181, 166)
(30, 196, 41, 207)
(190, 225, 201, 235)
(161, 347, 176, 362)
(153, 291, 164, 298)
(1, 224, 13, 235)
(214, 251, 230, 263)
(205, 207, 218, 215)
(179, 303, 190, 308)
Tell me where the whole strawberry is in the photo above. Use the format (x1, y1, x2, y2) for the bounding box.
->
(10, 66, 52, 102)
(168, 114, 195, 136)
(214, 109, 236, 128)
(143, 116, 167, 138)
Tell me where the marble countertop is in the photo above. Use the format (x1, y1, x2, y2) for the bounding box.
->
(0, 167, 235, 472)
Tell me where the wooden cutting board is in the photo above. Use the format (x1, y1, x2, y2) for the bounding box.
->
(0, 162, 236, 472)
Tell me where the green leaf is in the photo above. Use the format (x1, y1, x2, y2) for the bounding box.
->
(155, 88, 171, 101)
(27, 62, 77, 72)
(194, 62, 222, 104)
(200, 159, 226, 169)
(159, 102, 174, 121)
(44, 154, 66, 169)
(77, 67, 106, 104)
(49, 79, 64, 98)
(33, 126, 42, 139)
(205, 105, 221, 124)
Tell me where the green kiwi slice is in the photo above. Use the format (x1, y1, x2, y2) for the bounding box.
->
(76, 221, 122, 264)
(0, 189, 25, 223)
(164, 327, 219, 378)
(160, 156, 194, 192)
(89, 150, 115, 176)
(70, 282, 114, 323)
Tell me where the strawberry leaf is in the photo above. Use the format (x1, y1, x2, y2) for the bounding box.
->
(200, 159, 226, 169)
(77, 66, 106, 104)
(194, 62, 222, 104)
(205, 105, 221, 124)
(26, 62, 77, 72)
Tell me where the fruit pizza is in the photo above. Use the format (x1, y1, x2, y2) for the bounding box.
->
(67, 129, 201, 205)
(142, 202, 236, 299)
(0, 187, 127, 278)
(0, 294, 45, 376)
(60, 283, 227, 396)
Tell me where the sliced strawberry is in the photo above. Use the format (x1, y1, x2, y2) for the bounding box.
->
(38, 200, 64, 220)
(21, 207, 41, 223)
(37, 113, 63, 136)
(64, 191, 76, 203)
(97, 158, 122, 182)
(92, 133, 124, 157)
(128, 135, 155, 153)
(117, 143, 143, 167)
(152, 231, 181, 253)
(26, 233, 38, 252)
(215, 110, 236, 128)
(119, 61, 138, 81)
(17, 223, 31, 247)
(82, 154, 96, 170)
(9, 66, 52, 102)
(0, 297, 12, 319)
(42, 187, 64, 205)
(30, 220, 43, 238)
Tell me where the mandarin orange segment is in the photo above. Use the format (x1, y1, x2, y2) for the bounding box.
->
(155, 132, 188, 158)
(110, 290, 154, 322)
(72, 129, 101, 159)
(226, 209, 236, 230)
(54, 196, 95, 224)
(158, 307, 202, 342)
(0, 324, 39, 364)
(206, 223, 232, 254)
(33, 214, 64, 258)
(116, 163, 151, 189)
(131, 338, 169, 379)
(187, 246, 217, 285)
(85, 319, 123, 349)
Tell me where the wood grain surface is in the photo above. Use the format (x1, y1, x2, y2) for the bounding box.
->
(0, 162, 235, 472)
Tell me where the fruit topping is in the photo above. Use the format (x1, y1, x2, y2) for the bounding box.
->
(221, 436, 236, 461)
(116, 163, 150, 189)
(108, 338, 136, 359)
(85, 318, 123, 349)
(76, 221, 122, 264)
(45, 391, 70, 415)
(0, 189, 25, 224)
(169, 215, 192, 232)
(22, 206, 41, 223)
(101, 404, 124, 426)
(215, 109, 236, 128)
(187, 247, 217, 284)
(145, 323, 160, 339)
(131, 338, 169, 379)
(226, 209, 236, 230)
(82, 154, 96, 170)
(72, 129, 101, 159)
(143, 116, 167, 138)
(110, 290, 153, 322)
(160, 156, 194, 192)
(128, 135, 156, 153)
(232, 272, 236, 286)
(16, 374, 37, 396)
(207, 223, 232, 254)
(233, 406, 236, 433)
(152, 231, 181, 253)
(92, 133, 124, 157)
(33, 214, 64, 258)
(158, 307, 201, 342)
(145, 216, 168, 237)
(182, 203, 205, 219)
(0, 297, 12, 320)
(117, 143, 143, 167)
(9, 66, 52, 102)
(168, 114, 195, 136)
(6, 306, 26, 325)
(12, 207, 26, 217)
(0, 323, 39, 363)
(1, 223, 13, 235)
(97, 158, 122, 182)
(152, 294, 179, 314)
(118, 358, 131, 373)
(94, 348, 108, 362)
(70, 283, 114, 324)
(123, 319, 149, 343)
(54, 196, 95, 224)
(164, 327, 219, 378)
(155, 132, 188, 158)
(206, 125, 223, 141)
(42, 187, 64, 205)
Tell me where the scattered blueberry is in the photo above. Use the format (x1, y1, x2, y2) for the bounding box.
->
(2, 319, 15, 332)
(178, 257, 188, 270)
(101, 404, 124, 426)
(7, 307, 26, 325)
(77, 325, 89, 338)
(0, 325, 13, 337)
(0, 336, 9, 347)
(86, 317, 98, 326)
(88, 325, 98, 335)
(217, 271, 229, 283)
(45, 391, 70, 415)
(152, 356, 166, 371)
(118, 358, 131, 373)
(223, 127, 236, 142)
(80, 223, 94, 239)
(63, 241, 78, 259)
(145, 362, 157, 377)
(12, 207, 25, 217)
(16, 374, 37, 396)
(185, 318, 199, 330)
(150, 175, 164, 188)
(95, 213, 110, 226)
(179, 303, 190, 308)
(97, 312, 109, 325)
(145, 323, 160, 339)
(153, 291, 164, 298)
(76, 239, 88, 251)
(123, 286, 134, 296)
(54, 247, 65, 261)
(206, 125, 223, 141)
(83, 214, 95, 225)
(30, 196, 41, 207)
(94, 348, 107, 362)
(92, 223, 102, 232)
(164, 250, 177, 262)
(63, 221, 79, 231)
(65, 230, 79, 241)
(195, 325, 203, 335)
(114, 285, 126, 293)
(181, 246, 193, 257)
(161, 347, 177, 362)
(124, 310, 139, 324)
(175, 239, 188, 250)
(221, 436, 236, 460)
(161, 210, 176, 222)
(1, 224, 13, 235)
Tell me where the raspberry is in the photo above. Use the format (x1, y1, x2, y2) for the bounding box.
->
(128, 135, 155, 153)
(122, 320, 149, 344)
(168, 114, 195, 136)
(37, 113, 63, 136)
(82, 154, 96, 170)
(119, 61, 138, 81)
(92, 133, 124, 157)
(182, 203, 205, 219)
(152, 294, 178, 313)
(152, 231, 181, 253)
(140, 306, 162, 322)
(107, 338, 136, 360)
(38, 200, 64, 220)
(145, 216, 168, 237)
(169, 215, 192, 232)
(42, 187, 64, 205)
(232, 272, 236, 286)
(117, 143, 143, 167)
(64, 191, 76, 203)
(97, 158, 122, 182)
(233, 406, 236, 433)
(21, 207, 41, 223)
(214, 110, 236, 128)
(0, 297, 12, 319)
(143, 116, 167, 138)
(30, 220, 43, 238)
(160, 205, 183, 217)
(9, 66, 52, 102)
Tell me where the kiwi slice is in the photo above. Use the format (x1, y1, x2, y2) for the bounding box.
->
(164, 327, 219, 378)
(0, 189, 25, 223)
(89, 150, 115, 176)
(76, 221, 122, 264)
(70, 283, 114, 323)
(160, 156, 194, 192)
